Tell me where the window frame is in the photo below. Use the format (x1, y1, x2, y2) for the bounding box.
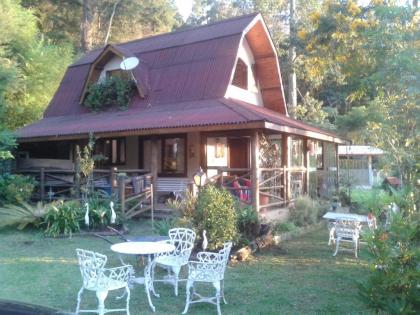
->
(96, 137, 126, 166)
(231, 58, 248, 90)
(159, 134, 187, 177)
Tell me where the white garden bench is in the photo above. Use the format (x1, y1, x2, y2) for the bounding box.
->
(156, 177, 191, 200)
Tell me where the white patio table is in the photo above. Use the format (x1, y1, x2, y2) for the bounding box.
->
(111, 241, 175, 312)
(322, 212, 368, 223)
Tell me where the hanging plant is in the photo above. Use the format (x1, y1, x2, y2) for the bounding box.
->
(83, 77, 135, 112)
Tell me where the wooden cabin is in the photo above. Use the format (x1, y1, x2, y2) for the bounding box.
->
(15, 13, 347, 220)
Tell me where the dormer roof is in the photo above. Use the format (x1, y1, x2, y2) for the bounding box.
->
(43, 13, 287, 118)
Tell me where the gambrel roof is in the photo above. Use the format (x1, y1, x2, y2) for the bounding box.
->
(17, 13, 346, 144)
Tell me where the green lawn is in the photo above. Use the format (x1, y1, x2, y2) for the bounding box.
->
(0, 222, 371, 314)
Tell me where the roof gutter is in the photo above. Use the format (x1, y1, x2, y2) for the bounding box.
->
(264, 122, 349, 144)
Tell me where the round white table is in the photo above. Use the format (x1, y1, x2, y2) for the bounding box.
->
(111, 241, 175, 312)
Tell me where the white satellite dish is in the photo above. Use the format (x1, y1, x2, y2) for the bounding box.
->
(120, 57, 139, 71)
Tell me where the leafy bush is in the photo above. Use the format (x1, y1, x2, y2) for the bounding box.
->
(236, 204, 260, 238)
(154, 218, 174, 236)
(273, 221, 298, 233)
(167, 190, 196, 218)
(43, 200, 82, 237)
(83, 77, 135, 112)
(351, 188, 393, 216)
(0, 174, 36, 205)
(167, 190, 197, 229)
(316, 199, 331, 219)
(0, 201, 50, 230)
(195, 185, 238, 250)
(359, 203, 419, 313)
(84, 190, 120, 228)
(289, 196, 319, 227)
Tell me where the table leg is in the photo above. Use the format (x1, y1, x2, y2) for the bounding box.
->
(144, 254, 158, 312)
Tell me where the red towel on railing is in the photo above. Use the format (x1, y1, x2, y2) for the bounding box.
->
(243, 179, 251, 203)
(232, 180, 244, 201)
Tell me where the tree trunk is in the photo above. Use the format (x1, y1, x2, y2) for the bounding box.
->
(288, 0, 297, 117)
(81, 0, 94, 52)
(104, 0, 122, 44)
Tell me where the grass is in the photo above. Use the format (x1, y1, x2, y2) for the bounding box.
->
(0, 221, 371, 314)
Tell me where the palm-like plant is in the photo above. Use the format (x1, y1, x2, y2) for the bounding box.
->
(0, 201, 50, 230)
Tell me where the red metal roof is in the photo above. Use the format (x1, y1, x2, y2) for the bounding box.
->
(17, 98, 343, 142)
(17, 13, 345, 143)
(44, 33, 242, 117)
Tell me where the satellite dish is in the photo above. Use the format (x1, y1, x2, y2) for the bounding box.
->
(120, 57, 139, 71)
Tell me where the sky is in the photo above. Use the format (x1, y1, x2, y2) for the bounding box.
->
(175, 0, 193, 21)
(174, 0, 409, 21)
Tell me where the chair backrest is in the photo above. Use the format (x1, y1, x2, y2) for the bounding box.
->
(219, 242, 232, 273)
(76, 249, 107, 287)
(335, 219, 360, 239)
(168, 228, 196, 256)
(367, 213, 377, 230)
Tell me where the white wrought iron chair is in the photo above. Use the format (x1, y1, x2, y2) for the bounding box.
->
(182, 242, 232, 315)
(327, 221, 336, 245)
(332, 219, 361, 258)
(152, 228, 196, 296)
(75, 249, 133, 315)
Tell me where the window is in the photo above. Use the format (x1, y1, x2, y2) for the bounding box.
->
(309, 141, 323, 170)
(161, 136, 186, 176)
(105, 69, 130, 80)
(19, 141, 70, 159)
(232, 58, 248, 89)
(95, 138, 126, 165)
(290, 137, 304, 167)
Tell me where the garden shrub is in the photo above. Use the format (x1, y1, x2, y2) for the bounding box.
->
(154, 218, 174, 236)
(273, 221, 298, 233)
(167, 190, 197, 230)
(85, 190, 120, 228)
(0, 174, 36, 205)
(289, 196, 319, 227)
(236, 204, 259, 238)
(83, 77, 135, 112)
(359, 193, 419, 314)
(43, 200, 81, 237)
(351, 188, 393, 216)
(0, 201, 51, 230)
(195, 185, 238, 250)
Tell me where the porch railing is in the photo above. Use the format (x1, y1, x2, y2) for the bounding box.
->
(15, 168, 154, 220)
(207, 166, 304, 212)
(207, 167, 252, 204)
(259, 167, 286, 211)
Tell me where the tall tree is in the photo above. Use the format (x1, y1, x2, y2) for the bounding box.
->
(81, 0, 94, 52)
(288, 0, 297, 116)
(23, 0, 182, 52)
(0, 0, 73, 130)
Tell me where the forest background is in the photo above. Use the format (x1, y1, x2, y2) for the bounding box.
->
(0, 0, 418, 184)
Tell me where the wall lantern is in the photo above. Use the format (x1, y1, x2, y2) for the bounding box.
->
(193, 167, 207, 188)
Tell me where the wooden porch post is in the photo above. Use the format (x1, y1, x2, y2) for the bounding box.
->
(335, 143, 340, 193)
(251, 130, 260, 213)
(40, 168, 45, 202)
(110, 167, 117, 194)
(117, 174, 126, 215)
(304, 138, 310, 194)
(151, 137, 158, 210)
(281, 134, 290, 202)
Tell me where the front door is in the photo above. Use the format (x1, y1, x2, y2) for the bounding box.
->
(228, 138, 250, 170)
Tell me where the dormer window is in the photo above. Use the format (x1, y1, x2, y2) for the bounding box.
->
(105, 69, 130, 80)
(232, 58, 248, 90)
